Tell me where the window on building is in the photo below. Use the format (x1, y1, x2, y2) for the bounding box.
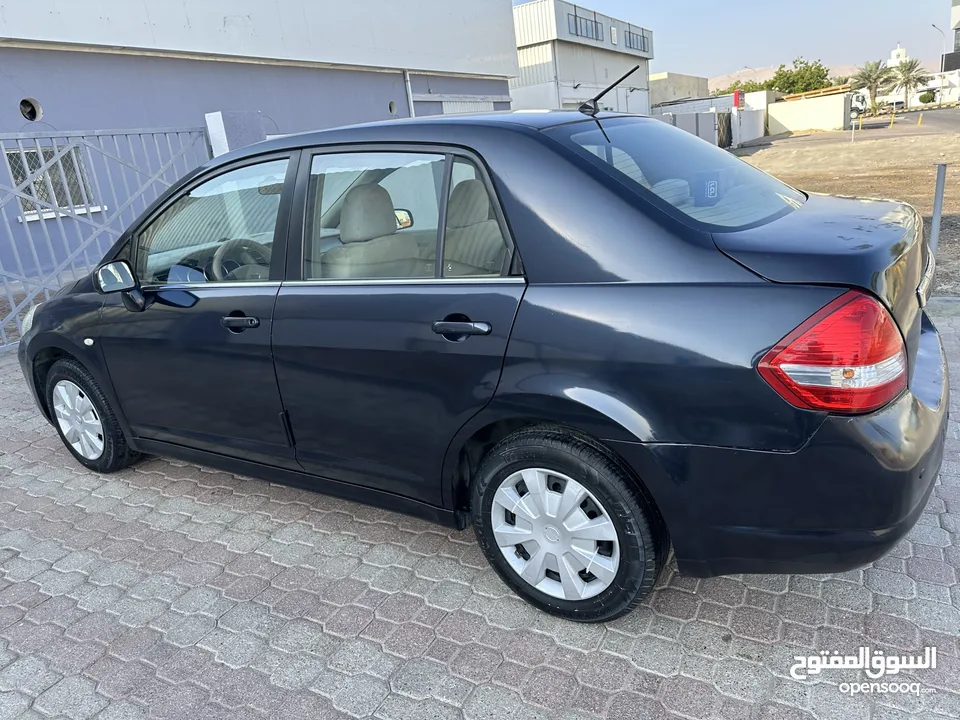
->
(6, 146, 97, 216)
(568, 13, 603, 41)
(624, 30, 649, 52)
(954, 27, 959, 53)
(610, 26, 618, 45)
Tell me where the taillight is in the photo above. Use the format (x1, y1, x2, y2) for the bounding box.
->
(758, 290, 907, 414)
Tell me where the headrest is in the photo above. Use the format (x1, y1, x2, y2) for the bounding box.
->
(447, 180, 491, 228)
(340, 184, 397, 243)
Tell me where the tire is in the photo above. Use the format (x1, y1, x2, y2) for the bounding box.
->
(471, 425, 667, 622)
(45, 358, 137, 473)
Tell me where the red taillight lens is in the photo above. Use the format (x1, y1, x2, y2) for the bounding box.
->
(758, 291, 907, 414)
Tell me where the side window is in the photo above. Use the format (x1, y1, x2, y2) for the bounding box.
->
(304, 152, 444, 280)
(136, 158, 289, 284)
(441, 158, 509, 277)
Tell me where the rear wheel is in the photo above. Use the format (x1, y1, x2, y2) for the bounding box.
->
(45, 358, 137, 473)
(471, 425, 666, 622)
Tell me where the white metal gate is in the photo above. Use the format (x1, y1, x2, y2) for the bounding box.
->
(0, 127, 210, 349)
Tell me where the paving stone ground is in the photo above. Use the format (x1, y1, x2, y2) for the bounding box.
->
(0, 306, 958, 719)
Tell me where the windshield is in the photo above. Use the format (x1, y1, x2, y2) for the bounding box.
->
(546, 117, 805, 231)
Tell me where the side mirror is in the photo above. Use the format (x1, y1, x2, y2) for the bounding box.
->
(395, 208, 414, 230)
(96, 260, 137, 294)
(96, 260, 146, 311)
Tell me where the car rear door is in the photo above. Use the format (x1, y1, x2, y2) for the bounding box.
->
(272, 146, 524, 506)
(97, 152, 300, 468)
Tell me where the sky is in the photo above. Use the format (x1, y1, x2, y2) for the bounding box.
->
(514, 0, 954, 76)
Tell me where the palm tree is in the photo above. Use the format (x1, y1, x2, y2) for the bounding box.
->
(891, 58, 932, 110)
(851, 61, 895, 115)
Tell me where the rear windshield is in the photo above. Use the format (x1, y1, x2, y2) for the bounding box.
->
(545, 117, 805, 231)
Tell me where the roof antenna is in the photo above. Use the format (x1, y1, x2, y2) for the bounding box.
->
(578, 64, 640, 143)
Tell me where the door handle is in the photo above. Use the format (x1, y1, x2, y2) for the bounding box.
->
(432, 321, 491, 337)
(221, 315, 260, 330)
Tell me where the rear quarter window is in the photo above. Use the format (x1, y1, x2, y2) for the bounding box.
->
(546, 117, 805, 231)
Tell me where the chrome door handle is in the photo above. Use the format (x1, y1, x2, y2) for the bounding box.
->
(432, 321, 492, 336)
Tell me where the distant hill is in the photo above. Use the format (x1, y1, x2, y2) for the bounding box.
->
(708, 61, 941, 93)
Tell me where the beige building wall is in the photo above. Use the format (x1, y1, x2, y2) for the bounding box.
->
(649, 72, 709, 106)
(767, 94, 852, 135)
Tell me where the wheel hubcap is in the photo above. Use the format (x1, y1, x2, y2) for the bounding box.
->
(490, 467, 621, 601)
(52, 380, 104, 460)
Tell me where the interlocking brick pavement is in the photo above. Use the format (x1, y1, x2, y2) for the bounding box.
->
(0, 304, 958, 719)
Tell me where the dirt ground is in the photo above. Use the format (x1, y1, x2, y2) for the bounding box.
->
(736, 134, 960, 295)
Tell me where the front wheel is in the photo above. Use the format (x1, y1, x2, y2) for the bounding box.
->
(45, 358, 137, 473)
(471, 426, 667, 622)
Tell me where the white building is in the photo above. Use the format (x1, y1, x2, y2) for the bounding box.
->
(943, 0, 960, 71)
(0, 0, 520, 135)
(510, 0, 654, 114)
(877, 44, 960, 107)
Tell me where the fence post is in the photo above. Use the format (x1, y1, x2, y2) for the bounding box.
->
(930, 163, 948, 258)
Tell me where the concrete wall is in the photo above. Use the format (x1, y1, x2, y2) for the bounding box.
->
(512, 43, 556, 89)
(0, 0, 519, 78)
(511, 82, 561, 109)
(0, 45, 511, 283)
(731, 108, 765, 146)
(511, 41, 650, 112)
(555, 43, 649, 94)
(514, 0, 559, 47)
(649, 72, 709, 107)
(743, 90, 782, 113)
(767, 94, 851, 135)
(652, 94, 734, 115)
(0, 47, 509, 135)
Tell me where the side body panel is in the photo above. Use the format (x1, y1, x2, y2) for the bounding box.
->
(273, 282, 524, 506)
(499, 283, 845, 451)
(97, 285, 296, 468)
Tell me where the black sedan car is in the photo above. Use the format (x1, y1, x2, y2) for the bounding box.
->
(18, 111, 947, 622)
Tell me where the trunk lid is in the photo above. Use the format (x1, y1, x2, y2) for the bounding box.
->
(713, 193, 931, 374)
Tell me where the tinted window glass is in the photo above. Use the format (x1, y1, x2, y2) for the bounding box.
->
(548, 118, 805, 230)
(439, 158, 509, 277)
(303, 152, 444, 280)
(137, 159, 288, 284)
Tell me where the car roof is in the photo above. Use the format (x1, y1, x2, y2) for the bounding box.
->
(210, 111, 652, 168)
(325, 109, 617, 131)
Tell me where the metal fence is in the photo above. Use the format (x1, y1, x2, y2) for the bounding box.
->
(0, 127, 211, 349)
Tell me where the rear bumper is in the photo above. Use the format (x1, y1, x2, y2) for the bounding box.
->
(611, 311, 949, 578)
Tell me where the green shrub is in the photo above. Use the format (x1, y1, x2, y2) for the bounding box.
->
(919, 91, 936, 104)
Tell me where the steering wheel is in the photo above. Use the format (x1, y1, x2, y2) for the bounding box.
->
(211, 238, 273, 281)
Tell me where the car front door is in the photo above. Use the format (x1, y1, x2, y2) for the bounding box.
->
(272, 148, 524, 506)
(97, 153, 300, 468)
